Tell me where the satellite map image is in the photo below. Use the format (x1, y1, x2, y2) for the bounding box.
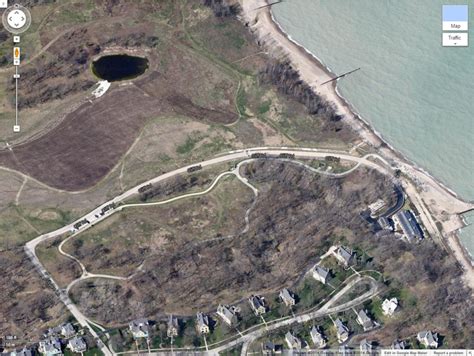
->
(0, 0, 473, 355)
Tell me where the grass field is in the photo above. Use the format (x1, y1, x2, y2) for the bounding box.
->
(62, 175, 255, 276)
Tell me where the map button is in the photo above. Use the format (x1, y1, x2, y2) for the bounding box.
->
(442, 5, 468, 31)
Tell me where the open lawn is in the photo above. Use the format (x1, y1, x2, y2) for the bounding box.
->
(63, 175, 255, 276)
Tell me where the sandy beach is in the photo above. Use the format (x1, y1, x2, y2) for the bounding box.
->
(239, 0, 474, 291)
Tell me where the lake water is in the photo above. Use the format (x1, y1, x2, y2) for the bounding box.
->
(92, 55, 148, 82)
(272, 0, 474, 256)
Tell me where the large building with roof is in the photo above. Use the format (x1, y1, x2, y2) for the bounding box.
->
(394, 210, 423, 241)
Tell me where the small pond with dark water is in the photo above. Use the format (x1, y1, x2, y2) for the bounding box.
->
(92, 54, 149, 82)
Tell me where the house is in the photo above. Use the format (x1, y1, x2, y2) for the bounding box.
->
(67, 337, 87, 353)
(279, 288, 296, 306)
(249, 295, 266, 316)
(377, 216, 393, 231)
(60, 323, 75, 338)
(285, 331, 302, 350)
(360, 339, 374, 355)
(38, 338, 62, 356)
(312, 266, 330, 284)
(394, 210, 423, 241)
(356, 309, 375, 331)
(392, 340, 406, 350)
(262, 341, 282, 354)
(368, 199, 385, 216)
(334, 319, 349, 343)
(310, 326, 326, 348)
(167, 315, 179, 338)
(339, 345, 354, 356)
(417, 330, 439, 348)
(334, 246, 354, 267)
(217, 304, 236, 326)
(196, 312, 210, 334)
(382, 298, 398, 316)
(10, 347, 34, 356)
(128, 318, 149, 339)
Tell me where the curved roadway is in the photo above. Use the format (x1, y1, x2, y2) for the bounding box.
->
(23, 147, 391, 355)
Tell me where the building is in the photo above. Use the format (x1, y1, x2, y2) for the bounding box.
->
(217, 304, 236, 326)
(334, 246, 354, 267)
(128, 318, 149, 339)
(60, 323, 75, 338)
(312, 266, 330, 284)
(310, 326, 326, 348)
(38, 338, 62, 356)
(368, 199, 386, 216)
(382, 298, 398, 316)
(356, 309, 375, 331)
(249, 295, 266, 316)
(334, 319, 349, 343)
(339, 345, 354, 356)
(279, 288, 296, 306)
(377, 216, 393, 231)
(10, 347, 35, 356)
(360, 339, 374, 355)
(392, 340, 406, 350)
(394, 210, 423, 241)
(67, 337, 87, 353)
(167, 315, 179, 338)
(417, 330, 439, 348)
(262, 341, 282, 354)
(285, 331, 302, 350)
(196, 312, 210, 334)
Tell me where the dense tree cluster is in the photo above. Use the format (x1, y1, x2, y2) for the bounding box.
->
(203, 0, 240, 17)
(259, 60, 342, 121)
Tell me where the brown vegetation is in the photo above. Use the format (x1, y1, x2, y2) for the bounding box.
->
(0, 249, 68, 343)
(69, 161, 396, 325)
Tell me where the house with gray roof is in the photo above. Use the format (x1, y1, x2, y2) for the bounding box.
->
(334, 246, 354, 267)
(67, 337, 86, 353)
(249, 295, 266, 316)
(196, 312, 210, 334)
(310, 326, 326, 348)
(334, 319, 349, 343)
(392, 340, 406, 350)
(279, 288, 296, 306)
(312, 266, 330, 284)
(360, 339, 374, 355)
(9, 347, 35, 356)
(38, 338, 62, 356)
(356, 309, 375, 331)
(395, 210, 423, 242)
(167, 315, 179, 338)
(60, 323, 75, 338)
(377, 216, 393, 231)
(128, 318, 149, 339)
(285, 331, 302, 350)
(339, 345, 354, 356)
(217, 304, 236, 326)
(417, 330, 439, 348)
(262, 341, 282, 354)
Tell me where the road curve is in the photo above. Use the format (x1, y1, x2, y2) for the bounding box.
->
(23, 147, 388, 355)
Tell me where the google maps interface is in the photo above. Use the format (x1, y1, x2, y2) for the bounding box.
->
(0, 0, 473, 355)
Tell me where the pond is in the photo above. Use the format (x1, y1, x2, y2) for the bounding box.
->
(92, 54, 149, 82)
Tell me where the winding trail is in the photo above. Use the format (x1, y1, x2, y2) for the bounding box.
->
(22, 146, 460, 354)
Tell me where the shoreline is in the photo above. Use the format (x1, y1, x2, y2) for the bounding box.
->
(238, 0, 474, 289)
(267, 5, 469, 205)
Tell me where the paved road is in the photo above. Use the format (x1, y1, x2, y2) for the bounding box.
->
(23, 147, 390, 355)
(132, 275, 379, 356)
(26, 147, 389, 255)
